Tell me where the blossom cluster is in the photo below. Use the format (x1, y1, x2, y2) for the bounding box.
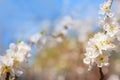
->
(83, 0, 120, 70)
(0, 41, 31, 79)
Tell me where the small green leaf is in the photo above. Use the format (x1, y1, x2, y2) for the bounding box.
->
(17, 39, 21, 44)
(39, 30, 45, 35)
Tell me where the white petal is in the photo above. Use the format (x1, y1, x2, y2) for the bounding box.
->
(83, 57, 90, 64)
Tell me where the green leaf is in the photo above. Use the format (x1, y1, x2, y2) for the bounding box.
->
(17, 39, 21, 44)
(39, 30, 45, 35)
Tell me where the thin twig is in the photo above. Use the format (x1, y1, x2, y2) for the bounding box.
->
(99, 67, 104, 80)
(108, 0, 113, 9)
(106, 0, 113, 18)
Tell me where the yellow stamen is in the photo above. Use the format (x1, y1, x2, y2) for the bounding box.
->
(13, 56, 19, 66)
(94, 45, 99, 50)
(98, 56, 104, 63)
(106, 40, 111, 44)
(100, 41, 104, 46)
(1, 66, 9, 75)
(104, 6, 109, 12)
(109, 25, 115, 30)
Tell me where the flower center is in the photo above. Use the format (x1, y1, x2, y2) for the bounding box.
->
(100, 41, 104, 46)
(109, 25, 115, 30)
(99, 56, 104, 63)
(1, 66, 9, 75)
(94, 45, 99, 50)
(104, 6, 109, 12)
(106, 40, 111, 44)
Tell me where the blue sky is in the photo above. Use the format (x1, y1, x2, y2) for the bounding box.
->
(0, 0, 116, 52)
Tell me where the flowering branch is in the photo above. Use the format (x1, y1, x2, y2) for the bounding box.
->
(0, 41, 31, 80)
(83, 0, 120, 80)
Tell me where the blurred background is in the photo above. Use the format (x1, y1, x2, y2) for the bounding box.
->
(0, 0, 120, 80)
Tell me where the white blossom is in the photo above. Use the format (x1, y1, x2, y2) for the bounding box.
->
(29, 33, 42, 44)
(0, 41, 31, 79)
(103, 23, 119, 37)
(99, 0, 113, 17)
(84, 32, 115, 69)
(95, 53, 109, 67)
(0, 56, 14, 67)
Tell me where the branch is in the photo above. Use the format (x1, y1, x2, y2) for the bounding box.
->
(5, 72, 10, 80)
(106, 0, 113, 17)
(108, 0, 113, 9)
(99, 67, 104, 80)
